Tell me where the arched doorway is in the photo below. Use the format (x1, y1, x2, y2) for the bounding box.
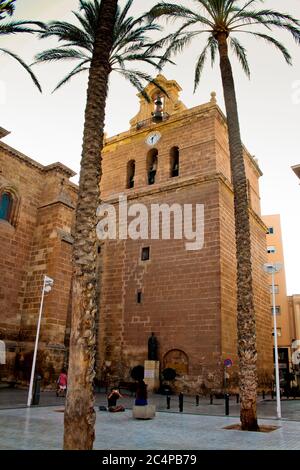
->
(163, 349, 189, 376)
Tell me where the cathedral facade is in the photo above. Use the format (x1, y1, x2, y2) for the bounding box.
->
(0, 76, 273, 392)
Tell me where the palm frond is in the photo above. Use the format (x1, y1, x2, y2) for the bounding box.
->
(0, 47, 42, 91)
(34, 48, 89, 64)
(53, 60, 90, 92)
(39, 21, 92, 51)
(0, 0, 15, 20)
(194, 43, 209, 92)
(242, 31, 292, 65)
(0, 20, 44, 35)
(208, 35, 218, 67)
(230, 36, 250, 77)
(148, 3, 201, 22)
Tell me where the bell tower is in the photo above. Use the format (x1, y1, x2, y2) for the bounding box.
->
(129, 74, 187, 129)
(99, 75, 273, 392)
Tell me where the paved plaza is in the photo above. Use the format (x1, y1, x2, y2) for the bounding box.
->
(1, 405, 300, 450)
(0, 388, 300, 450)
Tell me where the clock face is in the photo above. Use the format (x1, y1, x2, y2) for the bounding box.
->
(146, 132, 161, 146)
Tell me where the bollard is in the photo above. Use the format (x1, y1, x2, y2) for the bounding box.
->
(225, 393, 230, 416)
(262, 390, 265, 400)
(179, 393, 183, 412)
(236, 394, 239, 404)
(167, 395, 171, 409)
(32, 374, 42, 406)
(271, 389, 274, 400)
(196, 395, 199, 406)
(210, 394, 213, 405)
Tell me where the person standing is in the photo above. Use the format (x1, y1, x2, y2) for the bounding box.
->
(135, 379, 148, 406)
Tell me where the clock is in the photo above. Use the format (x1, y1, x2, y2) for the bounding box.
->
(146, 131, 161, 146)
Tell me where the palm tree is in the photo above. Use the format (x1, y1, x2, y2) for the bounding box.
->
(0, 0, 15, 19)
(34, 0, 169, 450)
(0, 0, 42, 90)
(147, 0, 300, 431)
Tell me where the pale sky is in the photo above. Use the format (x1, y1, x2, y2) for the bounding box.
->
(0, 0, 299, 294)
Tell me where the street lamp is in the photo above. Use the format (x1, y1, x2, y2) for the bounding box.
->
(27, 275, 54, 407)
(263, 262, 283, 419)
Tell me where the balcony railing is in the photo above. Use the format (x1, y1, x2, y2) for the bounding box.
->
(136, 113, 170, 130)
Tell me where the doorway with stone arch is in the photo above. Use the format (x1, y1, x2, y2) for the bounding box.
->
(163, 349, 189, 376)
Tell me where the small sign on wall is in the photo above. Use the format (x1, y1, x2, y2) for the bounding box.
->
(144, 369, 155, 378)
(0, 341, 6, 364)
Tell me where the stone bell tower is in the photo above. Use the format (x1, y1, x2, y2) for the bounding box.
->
(98, 75, 273, 393)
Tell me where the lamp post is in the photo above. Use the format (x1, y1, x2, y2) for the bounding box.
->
(27, 275, 54, 407)
(263, 263, 282, 419)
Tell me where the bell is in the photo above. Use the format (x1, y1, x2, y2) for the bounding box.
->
(152, 96, 163, 123)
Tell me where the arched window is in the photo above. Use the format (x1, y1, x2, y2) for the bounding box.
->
(170, 147, 179, 178)
(0, 192, 12, 221)
(147, 149, 158, 185)
(127, 160, 136, 189)
(0, 187, 19, 226)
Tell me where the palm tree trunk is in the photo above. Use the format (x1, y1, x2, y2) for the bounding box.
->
(63, 0, 118, 450)
(217, 32, 258, 431)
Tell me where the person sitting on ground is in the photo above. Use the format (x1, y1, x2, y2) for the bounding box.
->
(107, 388, 125, 412)
(135, 379, 148, 406)
(56, 368, 67, 397)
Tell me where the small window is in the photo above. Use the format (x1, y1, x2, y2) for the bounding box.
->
(0, 192, 12, 221)
(170, 147, 179, 178)
(127, 160, 135, 189)
(267, 246, 276, 254)
(137, 291, 142, 304)
(267, 227, 274, 234)
(272, 328, 282, 337)
(269, 285, 279, 294)
(270, 306, 281, 315)
(141, 247, 150, 261)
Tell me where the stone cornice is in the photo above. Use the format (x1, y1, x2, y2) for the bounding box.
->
(104, 101, 218, 149)
(292, 164, 300, 180)
(38, 198, 75, 211)
(0, 127, 10, 139)
(0, 141, 77, 180)
(43, 162, 76, 178)
(0, 141, 44, 171)
(249, 207, 268, 233)
(102, 172, 231, 204)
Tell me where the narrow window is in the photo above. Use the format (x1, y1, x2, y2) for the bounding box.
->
(147, 149, 158, 185)
(141, 247, 150, 261)
(137, 291, 142, 304)
(0, 192, 12, 221)
(170, 147, 179, 177)
(127, 160, 135, 189)
(267, 227, 274, 234)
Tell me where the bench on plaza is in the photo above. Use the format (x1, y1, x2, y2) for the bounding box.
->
(132, 404, 156, 420)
